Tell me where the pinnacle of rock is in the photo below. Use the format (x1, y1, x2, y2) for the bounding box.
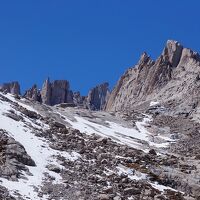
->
(162, 39, 183, 67)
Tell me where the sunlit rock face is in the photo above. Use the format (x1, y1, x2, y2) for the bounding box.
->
(105, 40, 200, 113)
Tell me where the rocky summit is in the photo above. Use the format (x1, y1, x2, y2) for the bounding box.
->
(105, 40, 200, 115)
(0, 40, 200, 200)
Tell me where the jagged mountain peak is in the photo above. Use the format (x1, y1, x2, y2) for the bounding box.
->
(137, 52, 154, 66)
(106, 40, 200, 112)
(161, 39, 183, 67)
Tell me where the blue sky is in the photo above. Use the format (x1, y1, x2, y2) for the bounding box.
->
(0, 0, 200, 95)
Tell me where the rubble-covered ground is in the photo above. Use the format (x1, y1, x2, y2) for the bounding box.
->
(0, 93, 199, 200)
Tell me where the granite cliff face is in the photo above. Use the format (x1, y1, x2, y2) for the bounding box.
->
(86, 82, 110, 110)
(105, 40, 200, 113)
(40, 79, 73, 106)
(0, 82, 20, 95)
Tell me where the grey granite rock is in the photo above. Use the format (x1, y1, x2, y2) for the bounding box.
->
(86, 82, 110, 110)
(105, 40, 200, 114)
(0, 129, 35, 180)
(0, 81, 20, 95)
(24, 84, 41, 102)
(41, 78, 52, 105)
(40, 79, 73, 106)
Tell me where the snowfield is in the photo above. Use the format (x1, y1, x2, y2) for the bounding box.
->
(63, 114, 174, 152)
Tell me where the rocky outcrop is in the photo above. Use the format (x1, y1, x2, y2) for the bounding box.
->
(105, 40, 200, 113)
(35, 81, 110, 110)
(73, 91, 86, 107)
(50, 80, 70, 105)
(40, 79, 73, 106)
(162, 40, 183, 68)
(0, 129, 35, 181)
(24, 84, 41, 102)
(0, 82, 20, 95)
(86, 82, 110, 110)
(41, 78, 52, 105)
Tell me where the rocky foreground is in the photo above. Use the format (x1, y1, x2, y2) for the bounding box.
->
(0, 92, 199, 200)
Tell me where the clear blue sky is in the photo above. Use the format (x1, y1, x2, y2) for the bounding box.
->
(0, 0, 200, 95)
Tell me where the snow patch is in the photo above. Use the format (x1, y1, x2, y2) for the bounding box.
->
(64, 115, 173, 151)
(150, 101, 160, 107)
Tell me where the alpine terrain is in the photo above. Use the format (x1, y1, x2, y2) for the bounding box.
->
(0, 40, 200, 200)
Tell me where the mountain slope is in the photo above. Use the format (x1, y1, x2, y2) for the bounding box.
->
(0, 92, 194, 200)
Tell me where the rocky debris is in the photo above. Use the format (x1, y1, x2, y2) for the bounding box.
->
(19, 107, 40, 119)
(0, 186, 15, 200)
(4, 112, 23, 122)
(0, 129, 35, 181)
(59, 103, 76, 108)
(149, 149, 157, 155)
(0, 82, 20, 95)
(98, 194, 110, 200)
(52, 121, 66, 129)
(0, 91, 198, 199)
(86, 82, 110, 110)
(105, 40, 200, 114)
(24, 84, 41, 102)
(46, 164, 61, 173)
(148, 111, 200, 198)
(35, 118, 187, 200)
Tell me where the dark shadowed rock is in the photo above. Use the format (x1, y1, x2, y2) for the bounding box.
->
(24, 84, 41, 102)
(40, 79, 73, 106)
(0, 130, 35, 181)
(162, 40, 183, 68)
(47, 164, 61, 173)
(51, 80, 70, 105)
(0, 82, 20, 95)
(86, 82, 110, 110)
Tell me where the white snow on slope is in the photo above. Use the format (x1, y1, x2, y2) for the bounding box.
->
(0, 96, 80, 200)
(4, 93, 38, 112)
(116, 164, 179, 194)
(63, 115, 173, 151)
(150, 101, 160, 107)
